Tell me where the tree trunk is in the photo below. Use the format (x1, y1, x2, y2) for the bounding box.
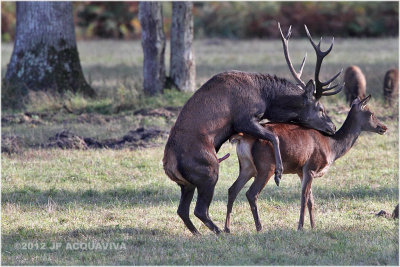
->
(4, 2, 94, 97)
(170, 2, 195, 92)
(139, 2, 166, 95)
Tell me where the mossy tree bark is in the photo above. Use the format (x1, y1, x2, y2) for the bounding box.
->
(170, 2, 195, 92)
(139, 2, 166, 95)
(4, 2, 95, 97)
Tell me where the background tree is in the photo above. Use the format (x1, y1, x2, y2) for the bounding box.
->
(4, 2, 95, 99)
(170, 2, 195, 92)
(139, 2, 166, 95)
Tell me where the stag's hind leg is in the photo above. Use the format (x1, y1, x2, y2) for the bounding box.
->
(180, 150, 222, 234)
(177, 184, 199, 235)
(193, 179, 221, 234)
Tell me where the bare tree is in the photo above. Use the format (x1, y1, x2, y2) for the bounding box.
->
(139, 2, 166, 95)
(170, 2, 195, 92)
(4, 2, 94, 97)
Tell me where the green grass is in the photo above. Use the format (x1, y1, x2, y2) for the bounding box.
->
(2, 38, 399, 265)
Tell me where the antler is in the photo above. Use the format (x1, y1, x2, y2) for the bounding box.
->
(304, 25, 344, 99)
(278, 22, 307, 89)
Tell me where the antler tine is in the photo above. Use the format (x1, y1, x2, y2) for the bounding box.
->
(322, 83, 338, 92)
(278, 22, 307, 89)
(305, 25, 334, 56)
(321, 69, 343, 86)
(321, 82, 344, 96)
(305, 24, 342, 99)
(298, 53, 307, 77)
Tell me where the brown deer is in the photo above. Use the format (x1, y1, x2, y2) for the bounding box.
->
(224, 95, 387, 233)
(163, 23, 344, 235)
(344, 65, 366, 106)
(383, 68, 399, 107)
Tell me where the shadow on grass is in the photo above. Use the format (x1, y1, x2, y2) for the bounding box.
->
(1, 224, 398, 265)
(2, 183, 397, 208)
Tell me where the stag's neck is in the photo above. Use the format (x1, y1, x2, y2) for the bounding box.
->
(259, 75, 304, 120)
(330, 110, 361, 160)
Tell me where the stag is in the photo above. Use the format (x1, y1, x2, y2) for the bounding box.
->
(163, 23, 344, 235)
(224, 95, 387, 232)
(344, 65, 366, 106)
(383, 68, 399, 107)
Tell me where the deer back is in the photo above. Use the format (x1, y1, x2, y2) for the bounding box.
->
(344, 65, 366, 104)
(234, 123, 332, 175)
(383, 68, 399, 95)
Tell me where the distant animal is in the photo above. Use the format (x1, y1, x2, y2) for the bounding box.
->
(383, 68, 399, 107)
(163, 23, 344, 235)
(224, 95, 387, 232)
(392, 204, 399, 219)
(344, 65, 366, 106)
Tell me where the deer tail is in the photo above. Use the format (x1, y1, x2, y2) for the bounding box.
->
(229, 133, 244, 144)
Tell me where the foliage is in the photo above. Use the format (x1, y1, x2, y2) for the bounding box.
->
(1, 2, 398, 42)
(1, 2, 16, 42)
(193, 2, 399, 38)
(74, 2, 140, 40)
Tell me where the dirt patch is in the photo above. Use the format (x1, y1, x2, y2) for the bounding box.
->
(42, 127, 168, 150)
(84, 127, 168, 149)
(134, 107, 181, 119)
(73, 113, 110, 124)
(1, 135, 25, 154)
(46, 131, 88, 150)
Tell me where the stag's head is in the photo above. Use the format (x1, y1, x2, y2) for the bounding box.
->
(350, 95, 387, 135)
(278, 23, 344, 135)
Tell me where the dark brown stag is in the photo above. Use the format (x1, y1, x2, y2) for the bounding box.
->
(163, 23, 344, 235)
(344, 65, 366, 106)
(224, 95, 387, 232)
(383, 68, 399, 107)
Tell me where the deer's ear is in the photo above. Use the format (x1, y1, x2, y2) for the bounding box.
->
(359, 94, 371, 109)
(304, 79, 315, 100)
(351, 97, 361, 107)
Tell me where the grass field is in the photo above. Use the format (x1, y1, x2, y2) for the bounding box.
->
(2, 37, 399, 265)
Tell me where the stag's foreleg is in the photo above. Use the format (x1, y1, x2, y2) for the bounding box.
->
(234, 117, 283, 186)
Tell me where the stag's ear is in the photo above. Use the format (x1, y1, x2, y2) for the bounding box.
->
(359, 94, 371, 109)
(304, 79, 315, 100)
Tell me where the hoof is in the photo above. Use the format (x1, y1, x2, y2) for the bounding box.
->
(274, 174, 281, 186)
(224, 227, 231, 234)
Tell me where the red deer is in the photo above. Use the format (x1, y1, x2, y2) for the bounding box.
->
(383, 68, 399, 107)
(163, 23, 344, 235)
(344, 65, 366, 106)
(224, 95, 387, 232)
